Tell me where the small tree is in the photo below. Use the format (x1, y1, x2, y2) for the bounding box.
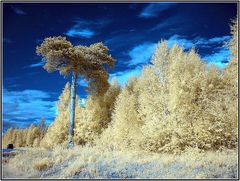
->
(38, 117, 47, 140)
(39, 83, 71, 149)
(36, 36, 115, 148)
(38, 117, 46, 132)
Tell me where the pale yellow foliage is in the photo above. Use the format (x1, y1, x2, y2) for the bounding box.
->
(3, 124, 42, 148)
(3, 128, 14, 148)
(39, 80, 120, 148)
(26, 125, 41, 147)
(97, 78, 144, 151)
(36, 36, 115, 96)
(40, 83, 71, 148)
(74, 79, 120, 145)
(98, 30, 238, 153)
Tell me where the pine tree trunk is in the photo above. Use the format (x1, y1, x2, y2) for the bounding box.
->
(68, 72, 77, 149)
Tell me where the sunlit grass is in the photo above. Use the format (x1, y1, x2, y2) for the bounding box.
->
(5, 146, 237, 179)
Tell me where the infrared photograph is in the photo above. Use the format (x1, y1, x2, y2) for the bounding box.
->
(1, 1, 239, 179)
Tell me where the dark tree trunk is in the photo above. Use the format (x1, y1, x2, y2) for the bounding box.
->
(68, 72, 77, 149)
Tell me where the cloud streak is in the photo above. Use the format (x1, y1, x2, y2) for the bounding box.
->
(167, 34, 231, 50)
(203, 48, 230, 69)
(11, 6, 27, 15)
(167, 35, 194, 50)
(66, 28, 94, 38)
(207, 36, 231, 44)
(109, 67, 142, 86)
(139, 3, 176, 18)
(194, 36, 231, 47)
(65, 18, 110, 39)
(25, 61, 44, 68)
(128, 42, 157, 66)
(166, 34, 231, 68)
(3, 88, 57, 131)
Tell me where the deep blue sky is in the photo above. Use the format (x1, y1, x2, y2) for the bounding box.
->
(2, 3, 237, 132)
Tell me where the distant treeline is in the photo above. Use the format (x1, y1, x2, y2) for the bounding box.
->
(3, 119, 46, 148)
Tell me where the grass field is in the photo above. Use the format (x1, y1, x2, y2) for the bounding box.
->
(2, 146, 238, 179)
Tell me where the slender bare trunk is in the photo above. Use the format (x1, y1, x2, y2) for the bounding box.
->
(68, 72, 77, 149)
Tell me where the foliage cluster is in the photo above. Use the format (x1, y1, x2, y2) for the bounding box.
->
(3, 119, 46, 148)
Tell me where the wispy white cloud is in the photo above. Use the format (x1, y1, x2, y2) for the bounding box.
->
(11, 6, 27, 15)
(25, 61, 44, 68)
(167, 35, 194, 50)
(139, 3, 176, 18)
(3, 87, 57, 129)
(65, 18, 110, 39)
(207, 36, 231, 44)
(128, 42, 157, 66)
(167, 34, 231, 50)
(109, 67, 142, 86)
(66, 28, 94, 38)
(194, 35, 231, 47)
(203, 48, 230, 69)
(166, 34, 231, 69)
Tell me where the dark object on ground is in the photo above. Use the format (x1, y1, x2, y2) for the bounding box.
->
(3, 149, 15, 157)
(7, 144, 14, 149)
